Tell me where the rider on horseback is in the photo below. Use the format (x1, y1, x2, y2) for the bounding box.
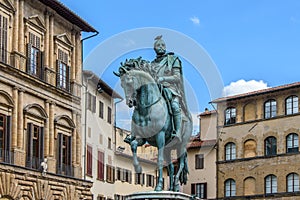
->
(124, 36, 190, 145)
(150, 35, 187, 144)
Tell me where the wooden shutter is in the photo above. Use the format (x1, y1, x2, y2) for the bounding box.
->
(98, 151, 104, 180)
(129, 170, 132, 184)
(68, 136, 72, 176)
(57, 133, 63, 174)
(56, 60, 60, 88)
(26, 123, 33, 168)
(39, 51, 44, 80)
(0, 15, 7, 63)
(142, 173, 145, 185)
(4, 116, 11, 163)
(203, 183, 207, 199)
(87, 145, 92, 176)
(26, 44, 33, 73)
(66, 65, 70, 92)
(39, 127, 44, 164)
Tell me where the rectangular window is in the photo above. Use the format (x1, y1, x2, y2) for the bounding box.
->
(56, 49, 70, 91)
(87, 145, 93, 176)
(87, 93, 96, 113)
(0, 15, 8, 64)
(99, 101, 104, 118)
(146, 174, 155, 187)
(135, 173, 145, 185)
(108, 137, 112, 149)
(27, 32, 44, 79)
(57, 133, 72, 176)
(107, 106, 112, 124)
(26, 123, 44, 169)
(106, 165, 115, 183)
(191, 183, 207, 199)
(97, 151, 104, 180)
(195, 154, 204, 169)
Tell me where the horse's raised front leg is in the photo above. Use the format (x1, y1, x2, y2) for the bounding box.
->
(131, 138, 145, 173)
(155, 131, 165, 191)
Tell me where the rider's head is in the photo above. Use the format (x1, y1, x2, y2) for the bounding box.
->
(154, 35, 166, 56)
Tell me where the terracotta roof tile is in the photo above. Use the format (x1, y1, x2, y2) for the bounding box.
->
(211, 82, 300, 103)
(187, 139, 216, 149)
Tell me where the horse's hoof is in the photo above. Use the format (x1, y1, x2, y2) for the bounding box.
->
(134, 165, 142, 173)
(155, 184, 163, 191)
(173, 184, 180, 192)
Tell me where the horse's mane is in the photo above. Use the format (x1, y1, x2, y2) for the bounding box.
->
(120, 57, 156, 85)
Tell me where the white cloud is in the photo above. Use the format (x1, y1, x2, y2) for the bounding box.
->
(190, 16, 200, 25)
(223, 79, 269, 97)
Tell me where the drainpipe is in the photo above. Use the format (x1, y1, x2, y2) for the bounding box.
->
(81, 31, 99, 180)
(114, 98, 123, 152)
(209, 102, 219, 199)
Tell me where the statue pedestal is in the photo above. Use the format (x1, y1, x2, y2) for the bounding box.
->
(125, 191, 199, 200)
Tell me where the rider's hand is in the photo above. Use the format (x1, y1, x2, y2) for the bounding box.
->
(157, 77, 165, 83)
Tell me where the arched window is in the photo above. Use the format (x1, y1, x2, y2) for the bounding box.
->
(225, 179, 236, 197)
(224, 107, 236, 125)
(244, 177, 256, 195)
(244, 139, 256, 158)
(264, 99, 276, 119)
(225, 142, 236, 160)
(286, 95, 298, 115)
(286, 133, 299, 153)
(287, 173, 300, 192)
(265, 136, 277, 156)
(265, 175, 277, 194)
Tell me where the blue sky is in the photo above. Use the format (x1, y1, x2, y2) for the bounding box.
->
(60, 0, 300, 132)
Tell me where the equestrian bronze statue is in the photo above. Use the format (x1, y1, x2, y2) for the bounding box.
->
(114, 36, 193, 191)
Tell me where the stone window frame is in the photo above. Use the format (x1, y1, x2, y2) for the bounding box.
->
(54, 33, 73, 92)
(285, 95, 299, 115)
(25, 15, 46, 80)
(286, 133, 299, 153)
(23, 104, 48, 170)
(224, 107, 236, 125)
(0, 90, 14, 163)
(225, 142, 236, 161)
(265, 174, 277, 194)
(264, 136, 277, 156)
(264, 99, 277, 119)
(286, 172, 300, 192)
(224, 178, 236, 197)
(0, 1, 15, 65)
(54, 115, 75, 177)
(191, 182, 207, 199)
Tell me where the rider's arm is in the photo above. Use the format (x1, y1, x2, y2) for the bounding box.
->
(158, 67, 181, 84)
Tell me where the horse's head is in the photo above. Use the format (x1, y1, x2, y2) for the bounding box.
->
(114, 58, 155, 108)
(114, 65, 138, 108)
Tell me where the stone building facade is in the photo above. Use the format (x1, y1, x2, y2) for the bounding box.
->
(183, 109, 217, 199)
(212, 82, 300, 199)
(0, 0, 96, 199)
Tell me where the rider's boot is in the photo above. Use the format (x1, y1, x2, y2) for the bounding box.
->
(172, 112, 182, 143)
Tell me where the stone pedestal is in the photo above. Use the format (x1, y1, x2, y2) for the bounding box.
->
(125, 191, 199, 200)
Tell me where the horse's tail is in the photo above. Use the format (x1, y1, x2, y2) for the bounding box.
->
(179, 152, 189, 185)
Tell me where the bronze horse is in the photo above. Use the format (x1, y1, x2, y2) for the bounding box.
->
(114, 58, 192, 191)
